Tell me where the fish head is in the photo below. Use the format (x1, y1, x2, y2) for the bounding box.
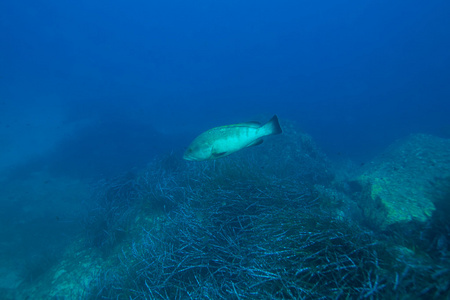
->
(182, 147, 197, 161)
(183, 142, 212, 161)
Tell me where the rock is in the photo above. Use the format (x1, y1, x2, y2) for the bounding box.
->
(357, 134, 450, 228)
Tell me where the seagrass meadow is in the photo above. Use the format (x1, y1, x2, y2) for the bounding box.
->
(13, 121, 450, 299)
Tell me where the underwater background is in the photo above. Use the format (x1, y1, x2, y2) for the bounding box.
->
(1, 0, 450, 298)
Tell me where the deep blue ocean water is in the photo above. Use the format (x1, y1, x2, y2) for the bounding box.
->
(1, 0, 450, 298)
(2, 0, 449, 170)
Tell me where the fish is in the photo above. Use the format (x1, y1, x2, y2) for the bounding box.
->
(183, 115, 282, 161)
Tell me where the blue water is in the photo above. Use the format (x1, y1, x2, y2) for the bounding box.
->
(1, 0, 450, 298)
(2, 0, 449, 166)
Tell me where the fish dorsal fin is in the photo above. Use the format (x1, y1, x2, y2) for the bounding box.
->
(238, 121, 261, 128)
(222, 121, 261, 129)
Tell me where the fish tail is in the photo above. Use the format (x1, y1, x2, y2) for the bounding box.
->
(263, 115, 282, 136)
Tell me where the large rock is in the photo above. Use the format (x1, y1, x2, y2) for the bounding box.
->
(358, 134, 450, 228)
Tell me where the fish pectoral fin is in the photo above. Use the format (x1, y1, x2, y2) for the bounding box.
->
(212, 151, 228, 158)
(247, 138, 264, 147)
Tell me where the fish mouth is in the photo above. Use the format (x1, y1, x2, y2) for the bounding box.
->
(182, 154, 194, 161)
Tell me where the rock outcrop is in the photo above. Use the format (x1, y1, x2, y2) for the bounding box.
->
(358, 134, 450, 228)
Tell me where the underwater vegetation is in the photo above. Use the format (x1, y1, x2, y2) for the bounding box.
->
(83, 173, 142, 254)
(425, 175, 450, 260)
(15, 122, 450, 299)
